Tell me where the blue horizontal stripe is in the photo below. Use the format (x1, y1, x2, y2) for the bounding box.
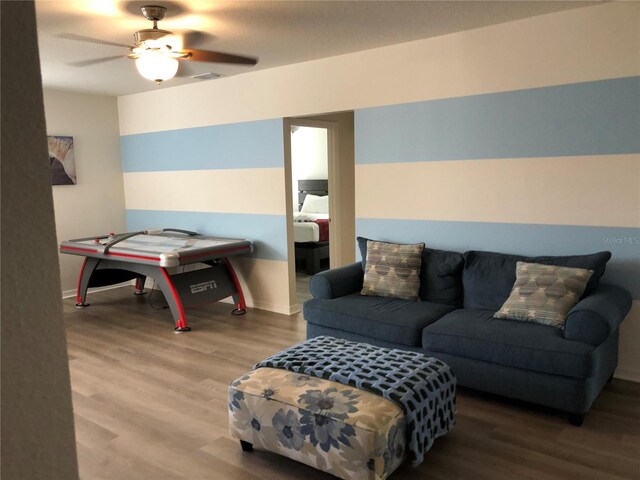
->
(356, 218, 640, 299)
(355, 77, 640, 164)
(126, 210, 287, 262)
(121, 119, 284, 172)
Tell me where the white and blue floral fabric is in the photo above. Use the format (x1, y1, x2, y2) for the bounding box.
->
(229, 368, 406, 480)
(255, 336, 456, 465)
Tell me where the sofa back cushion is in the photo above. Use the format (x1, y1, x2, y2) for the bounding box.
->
(357, 237, 464, 307)
(462, 250, 611, 311)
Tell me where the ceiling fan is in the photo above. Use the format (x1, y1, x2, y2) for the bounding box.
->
(62, 4, 257, 84)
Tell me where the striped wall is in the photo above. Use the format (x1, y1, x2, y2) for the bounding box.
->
(354, 76, 640, 297)
(356, 77, 640, 163)
(120, 119, 293, 313)
(355, 76, 640, 380)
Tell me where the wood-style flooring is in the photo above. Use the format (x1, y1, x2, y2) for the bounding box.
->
(63, 287, 640, 480)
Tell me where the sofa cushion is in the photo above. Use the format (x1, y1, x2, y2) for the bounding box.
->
(462, 250, 611, 311)
(494, 262, 593, 328)
(361, 239, 424, 300)
(357, 237, 464, 307)
(422, 309, 596, 379)
(304, 293, 455, 347)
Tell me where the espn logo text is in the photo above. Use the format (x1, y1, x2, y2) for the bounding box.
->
(190, 280, 218, 294)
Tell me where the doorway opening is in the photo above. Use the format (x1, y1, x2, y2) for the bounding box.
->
(284, 112, 355, 311)
(291, 125, 330, 302)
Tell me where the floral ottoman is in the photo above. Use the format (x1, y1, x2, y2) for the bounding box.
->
(228, 367, 407, 479)
(228, 337, 456, 479)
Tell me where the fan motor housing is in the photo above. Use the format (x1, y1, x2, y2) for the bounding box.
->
(141, 5, 167, 22)
(134, 28, 173, 44)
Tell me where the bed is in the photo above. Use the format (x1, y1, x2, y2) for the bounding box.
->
(294, 179, 330, 275)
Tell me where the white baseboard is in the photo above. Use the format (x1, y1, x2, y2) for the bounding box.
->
(63, 286, 295, 316)
(249, 300, 297, 315)
(213, 296, 297, 316)
(614, 368, 640, 383)
(61, 281, 135, 299)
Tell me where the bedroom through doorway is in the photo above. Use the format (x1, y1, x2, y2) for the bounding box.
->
(284, 112, 355, 310)
(290, 125, 330, 303)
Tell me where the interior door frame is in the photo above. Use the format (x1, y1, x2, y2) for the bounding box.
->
(284, 117, 339, 312)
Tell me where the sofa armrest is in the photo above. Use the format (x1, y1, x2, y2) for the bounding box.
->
(309, 262, 364, 300)
(564, 284, 632, 345)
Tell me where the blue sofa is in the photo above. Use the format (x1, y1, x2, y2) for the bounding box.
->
(304, 239, 632, 425)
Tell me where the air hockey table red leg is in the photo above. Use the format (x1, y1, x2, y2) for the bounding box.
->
(76, 259, 148, 307)
(134, 276, 147, 295)
(75, 257, 98, 307)
(158, 267, 191, 333)
(223, 258, 247, 315)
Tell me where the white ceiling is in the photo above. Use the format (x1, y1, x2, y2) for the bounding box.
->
(36, 0, 601, 97)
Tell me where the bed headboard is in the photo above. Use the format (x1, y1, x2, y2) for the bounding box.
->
(298, 179, 328, 211)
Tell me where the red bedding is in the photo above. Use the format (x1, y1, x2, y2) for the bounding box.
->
(313, 219, 329, 242)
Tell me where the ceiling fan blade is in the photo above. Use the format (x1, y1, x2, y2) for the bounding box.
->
(181, 30, 215, 48)
(58, 33, 132, 49)
(67, 56, 124, 67)
(186, 49, 257, 66)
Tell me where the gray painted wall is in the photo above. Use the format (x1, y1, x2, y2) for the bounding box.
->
(1, 2, 79, 478)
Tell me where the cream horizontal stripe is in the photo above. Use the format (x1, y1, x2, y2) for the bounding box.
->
(226, 257, 293, 315)
(355, 154, 640, 228)
(123, 168, 286, 215)
(119, 3, 638, 135)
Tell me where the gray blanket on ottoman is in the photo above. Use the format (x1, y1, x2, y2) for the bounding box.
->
(255, 336, 456, 465)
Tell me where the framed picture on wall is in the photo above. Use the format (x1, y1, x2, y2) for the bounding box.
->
(48, 135, 76, 185)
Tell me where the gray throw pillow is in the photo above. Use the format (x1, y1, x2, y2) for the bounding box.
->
(494, 262, 593, 328)
(361, 240, 424, 301)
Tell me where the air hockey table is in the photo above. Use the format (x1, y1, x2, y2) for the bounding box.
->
(60, 228, 253, 332)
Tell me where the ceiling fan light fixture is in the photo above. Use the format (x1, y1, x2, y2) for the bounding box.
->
(135, 51, 179, 84)
(61, 4, 257, 88)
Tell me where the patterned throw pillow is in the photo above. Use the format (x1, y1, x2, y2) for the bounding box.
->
(494, 262, 593, 328)
(361, 240, 424, 301)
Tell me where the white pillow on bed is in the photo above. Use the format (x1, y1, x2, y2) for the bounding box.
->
(301, 194, 329, 214)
